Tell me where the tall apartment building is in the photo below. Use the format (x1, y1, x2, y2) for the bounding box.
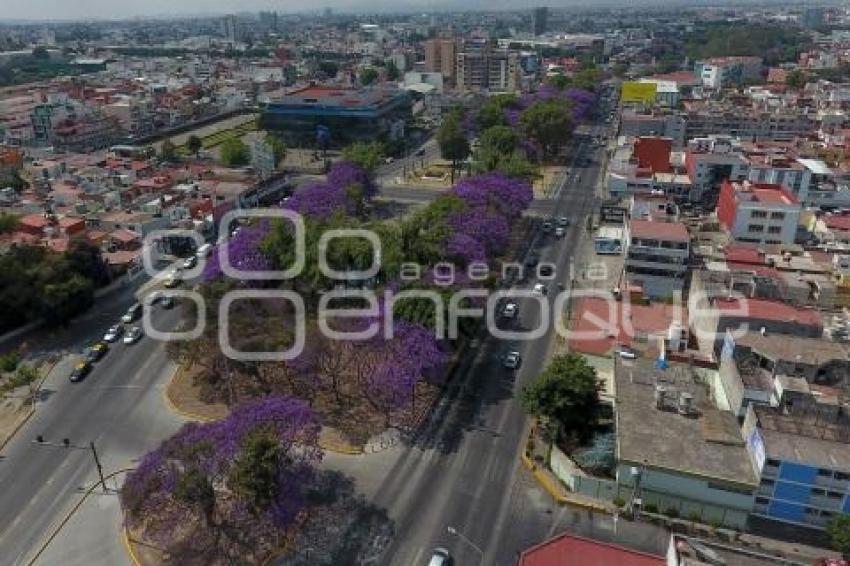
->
(424, 39, 458, 88)
(222, 15, 238, 44)
(455, 42, 520, 93)
(532, 7, 548, 36)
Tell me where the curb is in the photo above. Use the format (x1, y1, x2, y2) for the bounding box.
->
(0, 357, 61, 453)
(318, 437, 363, 456)
(123, 527, 142, 566)
(520, 451, 610, 514)
(0, 407, 35, 452)
(161, 382, 216, 423)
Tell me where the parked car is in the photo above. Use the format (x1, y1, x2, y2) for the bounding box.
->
(415, 148, 426, 157)
(182, 255, 198, 269)
(121, 303, 142, 323)
(533, 282, 547, 295)
(428, 547, 453, 566)
(69, 360, 92, 383)
(123, 327, 143, 345)
(503, 351, 521, 369)
(502, 302, 518, 319)
(554, 227, 566, 238)
(160, 294, 175, 309)
(542, 220, 553, 233)
(86, 342, 108, 363)
(557, 216, 569, 227)
(103, 324, 124, 343)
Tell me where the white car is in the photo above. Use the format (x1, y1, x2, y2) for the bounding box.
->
(533, 283, 547, 295)
(182, 255, 198, 269)
(103, 324, 124, 343)
(123, 327, 143, 345)
(554, 227, 566, 238)
(503, 351, 521, 369)
(121, 303, 142, 323)
(502, 302, 518, 319)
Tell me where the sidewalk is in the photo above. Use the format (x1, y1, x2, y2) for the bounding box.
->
(520, 426, 616, 515)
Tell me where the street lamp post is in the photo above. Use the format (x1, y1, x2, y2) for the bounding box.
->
(447, 525, 483, 566)
(33, 436, 108, 493)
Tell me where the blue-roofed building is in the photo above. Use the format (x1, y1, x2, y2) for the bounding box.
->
(744, 401, 850, 530)
(259, 85, 410, 147)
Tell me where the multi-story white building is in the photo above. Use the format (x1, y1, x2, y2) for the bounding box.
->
(717, 180, 801, 245)
(694, 56, 763, 89)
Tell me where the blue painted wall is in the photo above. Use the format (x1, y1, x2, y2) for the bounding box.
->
(768, 499, 804, 522)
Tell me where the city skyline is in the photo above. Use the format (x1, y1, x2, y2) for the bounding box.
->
(0, 0, 753, 24)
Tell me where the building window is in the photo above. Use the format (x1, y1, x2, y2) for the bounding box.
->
(827, 491, 843, 499)
(762, 478, 775, 486)
(751, 210, 768, 219)
(770, 212, 786, 220)
(767, 226, 782, 234)
(818, 468, 833, 477)
(811, 487, 826, 496)
(755, 497, 770, 504)
(766, 459, 781, 467)
(747, 224, 765, 233)
(835, 472, 850, 481)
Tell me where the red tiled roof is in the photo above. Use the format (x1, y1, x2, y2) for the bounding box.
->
(520, 533, 664, 566)
(715, 298, 822, 327)
(110, 229, 141, 243)
(629, 219, 689, 242)
(723, 244, 765, 265)
(825, 215, 850, 232)
(569, 297, 687, 356)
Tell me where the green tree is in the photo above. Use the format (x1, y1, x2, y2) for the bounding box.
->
(479, 125, 518, 155)
(827, 514, 850, 556)
(159, 139, 177, 161)
(786, 69, 807, 89)
(0, 213, 18, 234)
(520, 99, 573, 160)
(548, 74, 571, 90)
(437, 110, 470, 183)
(220, 138, 250, 167)
(39, 273, 95, 326)
(186, 135, 203, 156)
(386, 59, 400, 81)
(265, 134, 287, 165)
(229, 432, 282, 511)
(342, 141, 385, 173)
(478, 94, 518, 130)
(401, 194, 465, 264)
(521, 354, 601, 444)
(173, 467, 216, 527)
(359, 66, 379, 86)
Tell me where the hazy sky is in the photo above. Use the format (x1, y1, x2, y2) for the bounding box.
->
(0, 0, 628, 21)
(1, 0, 501, 22)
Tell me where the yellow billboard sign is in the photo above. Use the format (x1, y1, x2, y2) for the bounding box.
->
(621, 81, 657, 104)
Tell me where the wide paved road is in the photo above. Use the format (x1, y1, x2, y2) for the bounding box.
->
(373, 124, 663, 565)
(0, 305, 186, 565)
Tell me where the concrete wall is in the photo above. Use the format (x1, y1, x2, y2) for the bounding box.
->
(616, 463, 754, 529)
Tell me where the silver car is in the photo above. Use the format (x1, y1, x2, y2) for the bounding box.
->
(503, 351, 521, 369)
(123, 327, 143, 345)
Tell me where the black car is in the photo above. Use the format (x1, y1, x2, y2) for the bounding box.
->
(70, 361, 92, 383)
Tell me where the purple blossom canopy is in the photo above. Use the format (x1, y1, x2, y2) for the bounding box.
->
(202, 221, 272, 282)
(283, 181, 350, 220)
(327, 160, 377, 200)
(121, 396, 322, 542)
(367, 320, 449, 408)
(452, 172, 534, 220)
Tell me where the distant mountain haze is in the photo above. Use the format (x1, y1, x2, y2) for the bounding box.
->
(1, 0, 744, 23)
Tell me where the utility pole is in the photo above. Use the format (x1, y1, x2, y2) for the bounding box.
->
(33, 436, 109, 493)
